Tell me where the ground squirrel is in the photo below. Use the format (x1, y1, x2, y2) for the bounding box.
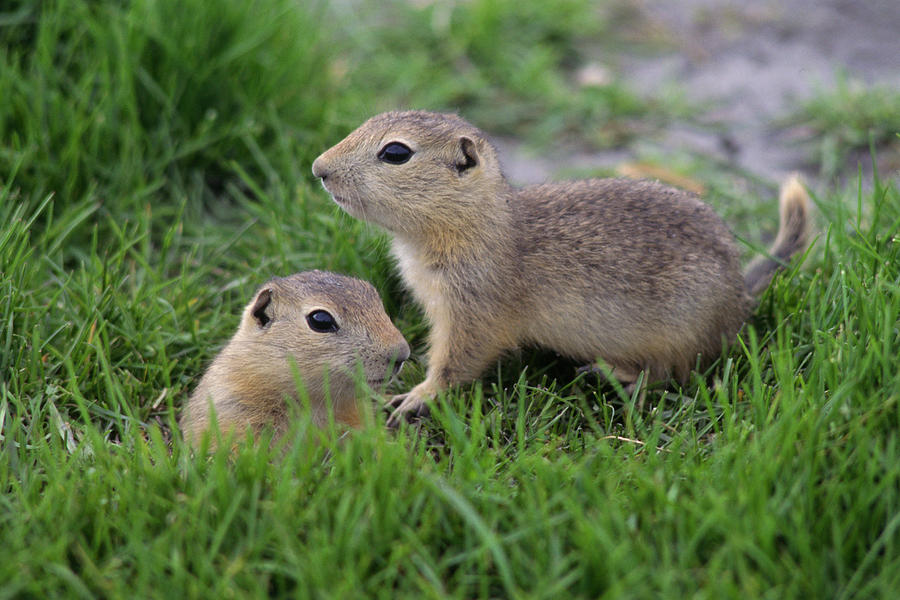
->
(180, 271, 410, 447)
(311, 110, 809, 424)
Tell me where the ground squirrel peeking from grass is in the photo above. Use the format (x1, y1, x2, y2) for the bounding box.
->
(180, 270, 410, 447)
(311, 111, 809, 425)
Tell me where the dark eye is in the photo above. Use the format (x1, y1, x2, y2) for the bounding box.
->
(306, 309, 339, 333)
(377, 142, 413, 165)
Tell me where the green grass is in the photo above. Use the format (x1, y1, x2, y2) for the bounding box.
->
(0, 0, 339, 210)
(3, 0, 900, 597)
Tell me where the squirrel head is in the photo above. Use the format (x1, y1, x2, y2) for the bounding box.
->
(312, 111, 511, 238)
(225, 270, 410, 412)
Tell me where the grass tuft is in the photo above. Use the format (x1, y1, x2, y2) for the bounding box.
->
(0, 0, 337, 208)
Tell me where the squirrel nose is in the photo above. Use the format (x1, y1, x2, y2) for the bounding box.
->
(311, 156, 329, 180)
(392, 342, 411, 376)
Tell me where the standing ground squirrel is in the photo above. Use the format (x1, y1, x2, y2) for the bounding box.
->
(180, 271, 410, 447)
(312, 111, 809, 424)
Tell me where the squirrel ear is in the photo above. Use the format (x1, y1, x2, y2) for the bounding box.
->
(455, 136, 478, 174)
(250, 288, 273, 328)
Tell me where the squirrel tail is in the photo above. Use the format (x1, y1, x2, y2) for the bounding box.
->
(743, 174, 810, 296)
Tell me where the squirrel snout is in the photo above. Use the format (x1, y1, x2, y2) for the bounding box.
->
(392, 342, 411, 376)
(311, 156, 329, 180)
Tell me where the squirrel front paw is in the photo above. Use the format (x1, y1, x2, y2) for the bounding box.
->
(386, 380, 440, 427)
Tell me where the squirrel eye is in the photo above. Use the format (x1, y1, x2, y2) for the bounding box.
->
(377, 142, 413, 165)
(306, 309, 339, 333)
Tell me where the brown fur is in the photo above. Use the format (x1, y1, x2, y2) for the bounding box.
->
(312, 110, 809, 422)
(179, 270, 410, 447)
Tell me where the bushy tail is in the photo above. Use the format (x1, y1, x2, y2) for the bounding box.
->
(743, 174, 810, 296)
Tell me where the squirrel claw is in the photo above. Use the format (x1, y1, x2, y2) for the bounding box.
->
(386, 392, 431, 428)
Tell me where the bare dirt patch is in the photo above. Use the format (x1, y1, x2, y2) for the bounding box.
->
(499, 0, 900, 187)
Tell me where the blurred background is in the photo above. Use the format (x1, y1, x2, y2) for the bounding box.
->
(3, 0, 899, 205)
